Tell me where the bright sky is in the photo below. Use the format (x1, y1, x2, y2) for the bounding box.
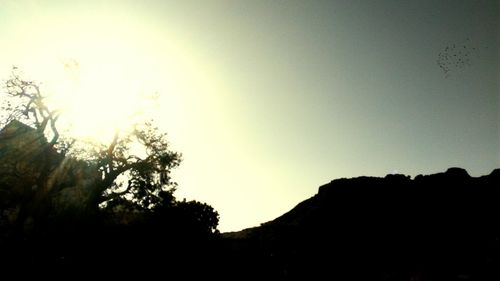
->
(0, 0, 498, 232)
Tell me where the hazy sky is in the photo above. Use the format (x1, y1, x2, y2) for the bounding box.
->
(0, 0, 498, 231)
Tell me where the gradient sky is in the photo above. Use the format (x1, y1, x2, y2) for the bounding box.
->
(0, 0, 498, 231)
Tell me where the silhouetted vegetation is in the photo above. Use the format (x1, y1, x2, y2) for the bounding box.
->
(1, 70, 499, 279)
(0, 69, 219, 276)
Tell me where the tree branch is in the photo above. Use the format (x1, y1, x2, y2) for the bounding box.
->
(49, 113, 59, 145)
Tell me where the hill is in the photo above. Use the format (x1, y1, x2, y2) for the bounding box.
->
(220, 168, 500, 280)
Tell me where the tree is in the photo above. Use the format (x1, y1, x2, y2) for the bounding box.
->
(151, 194, 220, 236)
(0, 70, 66, 231)
(81, 120, 182, 213)
(0, 68, 214, 229)
(1, 70, 177, 216)
(1, 67, 60, 144)
(0, 68, 220, 272)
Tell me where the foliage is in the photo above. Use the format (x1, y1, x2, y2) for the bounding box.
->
(88, 121, 182, 211)
(152, 193, 220, 235)
(0, 68, 219, 238)
(1, 68, 181, 211)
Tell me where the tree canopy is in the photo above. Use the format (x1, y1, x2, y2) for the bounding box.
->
(1, 68, 187, 214)
(0, 68, 219, 270)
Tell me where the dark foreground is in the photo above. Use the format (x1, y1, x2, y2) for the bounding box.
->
(1, 168, 499, 280)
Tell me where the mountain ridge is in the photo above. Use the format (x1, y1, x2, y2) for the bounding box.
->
(220, 167, 500, 280)
(225, 167, 499, 238)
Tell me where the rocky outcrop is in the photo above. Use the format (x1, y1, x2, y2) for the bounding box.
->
(0, 120, 99, 227)
(222, 168, 500, 280)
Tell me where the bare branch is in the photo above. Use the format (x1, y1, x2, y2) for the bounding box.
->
(49, 113, 59, 145)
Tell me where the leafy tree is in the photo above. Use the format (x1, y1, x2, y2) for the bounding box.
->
(82, 120, 182, 213)
(152, 193, 220, 235)
(0, 68, 218, 236)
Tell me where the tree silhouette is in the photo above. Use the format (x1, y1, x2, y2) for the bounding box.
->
(0, 68, 182, 217)
(83, 121, 182, 214)
(1, 67, 60, 145)
(0, 68, 219, 268)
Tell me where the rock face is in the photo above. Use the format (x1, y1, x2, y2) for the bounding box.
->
(0, 120, 99, 226)
(0, 120, 59, 196)
(221, 168, 500, 280)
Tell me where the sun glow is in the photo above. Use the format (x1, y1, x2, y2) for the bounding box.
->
(9, 12, 199, 144)
(44, 52, 160, 144)
(1, 1, 239, 230)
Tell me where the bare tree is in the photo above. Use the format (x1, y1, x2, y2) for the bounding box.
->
(1, 67, 59, 145)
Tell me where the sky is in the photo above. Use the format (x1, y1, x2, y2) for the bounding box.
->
(0, 0, 498, 232)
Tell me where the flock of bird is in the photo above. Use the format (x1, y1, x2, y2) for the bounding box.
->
(436, 38, 478, 77)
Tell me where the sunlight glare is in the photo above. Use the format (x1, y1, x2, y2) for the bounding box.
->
(16, 15, 194, 145)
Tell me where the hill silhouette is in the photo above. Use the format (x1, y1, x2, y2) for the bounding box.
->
(220, 168, 500, 280)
